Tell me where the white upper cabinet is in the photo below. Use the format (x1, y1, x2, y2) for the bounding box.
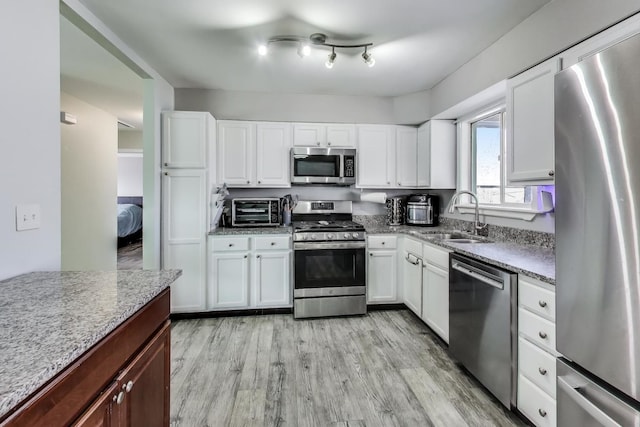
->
(217, 120, 291, 187)
(293, 123, 356, 147)
(255, 122, 292, 187)
(326, 124, 356, 147)
(418, 120, 456, 189)
(162, 111, 213, 169)
(506, 58, 560, 185)
(218, 121, 254, 186)
(356, 125, 396, 188)
(395, 126, 419, 188)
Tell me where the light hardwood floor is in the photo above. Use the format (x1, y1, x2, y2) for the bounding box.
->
(170, 310, 526, 427)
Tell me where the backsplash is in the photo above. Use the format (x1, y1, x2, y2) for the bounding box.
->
(354, 215, 555, 249)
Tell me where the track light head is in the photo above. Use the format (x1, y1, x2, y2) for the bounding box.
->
(362, 48, 375, 67)
(325, 48, 336, 69)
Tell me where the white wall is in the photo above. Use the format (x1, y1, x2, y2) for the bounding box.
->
(118, 153, 143, 197)
(0, 2, 61, 280)
(175, 89, 397, 124)
(61, 93, 118, 270)
(118, 129, 143, 151)
(430, 0, 640, 116)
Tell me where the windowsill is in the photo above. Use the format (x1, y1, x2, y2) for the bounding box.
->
(455, 203, 553, 221)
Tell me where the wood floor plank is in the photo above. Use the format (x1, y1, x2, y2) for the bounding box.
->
(171, 310, 527, 427)
(229, 389, 267, 427)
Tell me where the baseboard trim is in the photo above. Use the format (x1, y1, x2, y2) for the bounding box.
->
(367, 303, 406, 311)
(171, 307, 293, 320)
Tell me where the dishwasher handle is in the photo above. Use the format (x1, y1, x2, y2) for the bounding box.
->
(451, 260, 504, 290)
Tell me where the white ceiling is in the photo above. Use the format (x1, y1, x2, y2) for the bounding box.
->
(63, 0, 551, 125)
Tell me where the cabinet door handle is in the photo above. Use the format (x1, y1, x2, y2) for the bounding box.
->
(244, 255, 247, 258)
(538, 408, 547, 417)
(258, 180, 261, 184)
(398, 182, 401, 186)
(113, 391, 125, 405)
(381, 242, 385, 245)
(327, 142, 331, 146)
(538, 367, 547, 376)
(270, 242, 275, 246)
(369, 252, 373, 257)
(387, 181, 390, 185)
(316, 142, 321, 146)
(164, 172, 168, 176)
(548, 170, 555, 177)
(123, 380, 134, 393)
(246, 180, 250, 184)
(538, 300, 547, 308)
(257, 255, 261, 258)
(164, 162, 168, 167)
(538, 331, 548, 339)
(228, 243, 234, 247)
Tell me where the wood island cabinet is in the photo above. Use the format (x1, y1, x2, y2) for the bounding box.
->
(1, 290, 171, 427)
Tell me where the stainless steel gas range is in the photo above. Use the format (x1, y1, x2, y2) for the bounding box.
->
(292, 201, 366, 319)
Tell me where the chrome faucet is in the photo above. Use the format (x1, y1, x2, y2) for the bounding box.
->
(447, 190, 486, 235)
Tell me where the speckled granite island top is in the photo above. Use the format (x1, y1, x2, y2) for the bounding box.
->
(366, 225, 555, 284)
(0, 269, 181, 419)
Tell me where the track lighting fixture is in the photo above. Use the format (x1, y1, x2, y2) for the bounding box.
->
(257, 32, 375, 69)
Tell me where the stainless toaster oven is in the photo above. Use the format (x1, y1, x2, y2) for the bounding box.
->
(231, 198, 281, 227)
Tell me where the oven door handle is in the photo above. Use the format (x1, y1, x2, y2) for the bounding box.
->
(294, 241, 366, 250)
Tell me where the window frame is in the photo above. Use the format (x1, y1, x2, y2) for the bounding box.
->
(454, 102, 544, 221)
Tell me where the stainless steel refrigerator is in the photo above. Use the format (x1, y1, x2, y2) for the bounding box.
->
(555, 33, 640, 425)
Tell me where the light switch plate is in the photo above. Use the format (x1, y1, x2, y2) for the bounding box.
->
(16, 204, 41, 231)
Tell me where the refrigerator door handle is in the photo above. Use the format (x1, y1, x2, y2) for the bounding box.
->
(557, 376, 622, 427)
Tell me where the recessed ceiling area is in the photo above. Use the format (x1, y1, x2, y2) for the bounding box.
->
(76, 0, 551, 98)
(60, 15, 143, 130)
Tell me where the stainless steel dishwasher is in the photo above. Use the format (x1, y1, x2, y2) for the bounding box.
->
(449, 253, 518, 409)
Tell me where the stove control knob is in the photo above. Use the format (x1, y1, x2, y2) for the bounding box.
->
(344, 233, 350, 239)
(352, 232, 360, 239)
(309, 234, 316, 240)
(327, 233, 335, 240)
(298, 234, 305, 241)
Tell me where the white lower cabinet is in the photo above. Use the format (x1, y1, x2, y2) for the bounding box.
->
(421, 242, 451, 343)
(517, 274, 557, 427)
(209, 234, 291, 310)
(402, 237, 423, 316)
(366, 235, 398, 303)
(254, 250, 291, 307)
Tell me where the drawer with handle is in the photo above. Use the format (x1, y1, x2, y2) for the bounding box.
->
(518, 374, 557, 427)
(254, 235, 291, 250)
(519, 307, 556, 355)
(211, 237, 250, 252)
(519, 277, 555, 320)
(518, 336, 557, 398)
(367, 235, 397, 249)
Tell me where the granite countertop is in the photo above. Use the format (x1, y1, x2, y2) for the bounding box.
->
(209, 225, 293, 236)
(0, 269, 181, 419)
(365, 225, 555, 284)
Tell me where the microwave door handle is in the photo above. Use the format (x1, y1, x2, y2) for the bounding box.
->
(428, 208, 433, 223)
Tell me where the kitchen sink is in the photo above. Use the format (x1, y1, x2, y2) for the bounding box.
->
(442, 238, 488, 244)
(422, 232, 491, 243)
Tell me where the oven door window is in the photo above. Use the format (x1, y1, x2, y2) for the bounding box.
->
(294, 248, 365, 288)
(234, 202, 270, 225)
(293, 155, 340, 177)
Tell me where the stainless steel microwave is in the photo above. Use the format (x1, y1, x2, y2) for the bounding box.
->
(290, 147, 356, 185)
(231, 198, 281, 227)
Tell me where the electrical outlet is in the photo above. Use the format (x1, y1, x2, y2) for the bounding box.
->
(16, 204, 41, 231)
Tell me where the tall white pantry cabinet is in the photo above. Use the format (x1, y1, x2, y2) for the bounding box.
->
(161, 111, 216, 313)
